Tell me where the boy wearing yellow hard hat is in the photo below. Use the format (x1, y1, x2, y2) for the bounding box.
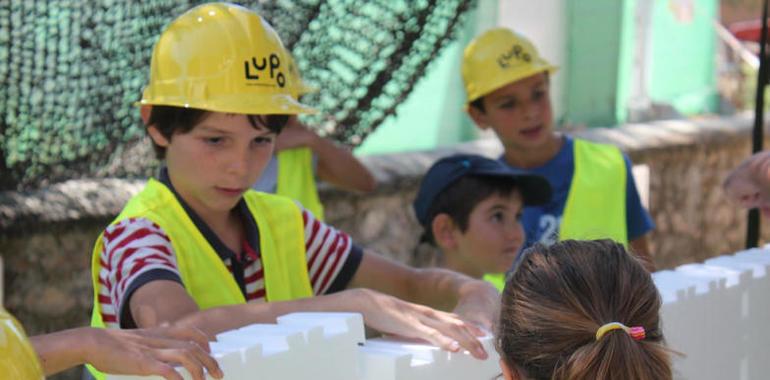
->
(462, 28, 655, 271)
(89, 3, 497, 378)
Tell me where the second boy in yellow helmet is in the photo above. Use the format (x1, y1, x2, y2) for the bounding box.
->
(462, 28, 655, 270)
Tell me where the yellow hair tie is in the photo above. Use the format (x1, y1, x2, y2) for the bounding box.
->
(595, 322, 646, 341)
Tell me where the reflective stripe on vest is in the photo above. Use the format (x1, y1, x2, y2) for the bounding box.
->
(277, 147, 325, 220)
(89, 179, 312, 379)
(559, 139, 627, 245)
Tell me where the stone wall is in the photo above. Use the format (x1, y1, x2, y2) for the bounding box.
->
(1, 114, 769, 379)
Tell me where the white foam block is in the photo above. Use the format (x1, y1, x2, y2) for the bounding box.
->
(656, 249, 770, 380)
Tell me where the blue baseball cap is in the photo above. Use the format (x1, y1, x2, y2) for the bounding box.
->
(412, 154, 552, 226)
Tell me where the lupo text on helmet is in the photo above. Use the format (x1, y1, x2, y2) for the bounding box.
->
(497, 44, 531, 69)
(244, 53, 286, 87)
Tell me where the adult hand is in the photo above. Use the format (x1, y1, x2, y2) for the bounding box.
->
(724, 150, 770, 216)
(275, 117, 318, 152)
(83, 325, 223, 380)
(352, 288, 489, 360)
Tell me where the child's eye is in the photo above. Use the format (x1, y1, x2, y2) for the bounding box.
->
(515, 211, 524, 221)
(498, 100, 516, 109)
(204, 137, 223, 145)
(532, 90, 546, 101)
(253, 136, 274, 145)
(491, 212, 505, 223)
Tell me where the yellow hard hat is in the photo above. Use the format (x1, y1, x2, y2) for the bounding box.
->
(139, 2, 315, 115)
(0, 307, 45, 379)
(285, 53, 318, 98)
(461, 28, 558, 105)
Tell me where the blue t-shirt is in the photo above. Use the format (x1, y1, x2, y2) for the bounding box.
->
(501, 136, 654, 251)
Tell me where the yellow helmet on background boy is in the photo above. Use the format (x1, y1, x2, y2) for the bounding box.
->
(139, 2, 315, 115)
(461, 28, 558, 106)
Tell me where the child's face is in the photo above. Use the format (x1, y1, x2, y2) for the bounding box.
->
(452, 191, 525, 276)
(470, 72, 553, 151)
(152, 112, 276, 217)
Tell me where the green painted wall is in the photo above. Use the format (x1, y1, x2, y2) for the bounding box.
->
(648, 0, 718, 115)
(354, 40, 474, 155)
(564, 0, 717, 127)
(564, 0, 636, 127)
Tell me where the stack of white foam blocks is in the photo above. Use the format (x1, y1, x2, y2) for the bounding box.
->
(108, 247, 770, 380)
(654, 247, 770, 380)
(107, 312, 499, 380)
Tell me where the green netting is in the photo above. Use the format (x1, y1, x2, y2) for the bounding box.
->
(0, 0, 475, 190)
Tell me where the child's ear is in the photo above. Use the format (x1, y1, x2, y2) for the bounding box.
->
(147, 125, 170, 148)
(467, 104, 490, 130)
(139, 105, 152, 125)
(431, 213, 459, 249)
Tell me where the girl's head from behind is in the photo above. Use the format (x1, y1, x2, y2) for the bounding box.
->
(497, 239, 671, 380)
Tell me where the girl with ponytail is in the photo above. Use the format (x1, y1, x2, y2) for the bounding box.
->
(496, 239, 672, 380)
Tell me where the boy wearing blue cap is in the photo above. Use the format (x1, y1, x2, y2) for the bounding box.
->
(413, 154, 552, 290)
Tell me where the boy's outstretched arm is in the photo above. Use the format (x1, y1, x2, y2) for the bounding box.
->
(347, 249, 500, 330)
(30, 325, 222, 379)
(131, 272, 494, 359)
(276, 117, 376, 193)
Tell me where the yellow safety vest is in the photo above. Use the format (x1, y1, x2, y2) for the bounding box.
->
(277, 147, 325, 220)
(0, 307, 45, 380)
(560, 139, 627, 244)
(484, 139, 628, 292)
(89, 179, 312, 379)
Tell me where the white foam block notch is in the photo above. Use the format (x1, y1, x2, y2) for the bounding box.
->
(358, 334, 500, 380)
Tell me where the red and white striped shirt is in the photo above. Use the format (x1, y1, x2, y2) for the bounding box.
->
(97, 207, 359, 328)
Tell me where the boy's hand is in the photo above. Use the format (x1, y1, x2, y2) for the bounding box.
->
(83, 325, 223, 380)
(451, 280, 499, 332)
(351, 288, 489, 360)
(724, 150, 770, 216)
(275, 117, 319, 152)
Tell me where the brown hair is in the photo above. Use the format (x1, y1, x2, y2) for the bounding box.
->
(496, 239, 672, 380)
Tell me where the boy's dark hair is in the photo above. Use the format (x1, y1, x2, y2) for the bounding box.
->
(422, 175, 520, 245)
(469, 97, 485, 113)
(147, 105, 290, 159)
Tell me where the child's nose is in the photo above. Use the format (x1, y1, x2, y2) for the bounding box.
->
(508, 222, 525, 243)
(521, 100, 540, 120)
(226, 149, 251, 176)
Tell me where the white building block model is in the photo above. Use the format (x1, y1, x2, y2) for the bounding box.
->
(656, 247, 770, 380)
(106, 311, 499, 380)
(101, 246, 770, 380)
